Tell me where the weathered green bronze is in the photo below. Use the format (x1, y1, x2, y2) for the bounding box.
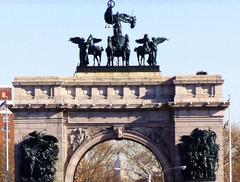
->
(21, 131, 59, 182)
(178, 128, 219, 181)
(104, 0, 136, 66)
(69, 35, 103, 67)
(70, 0, 168, 68)
(134, 34, 168, 66)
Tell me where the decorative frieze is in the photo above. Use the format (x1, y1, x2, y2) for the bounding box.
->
(174, 75, 224, 103)
(113, 86, 123, 97)
(98, 86, 107, 98)
(185, 84, 196, 97)
(24, 86, 35, 99)
(82, 86, 91, 98)
(13, 73, 224, 106)
(202, 84, 215, 97)
(65, 86, 76, 99)
(129, 85, 139, 98)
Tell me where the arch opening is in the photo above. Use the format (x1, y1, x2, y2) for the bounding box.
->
(74, 139, 163, 182)
(65, 130, 173, 182)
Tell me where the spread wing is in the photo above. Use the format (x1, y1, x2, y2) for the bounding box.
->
(28, 131, 38, 137)
(42, 135, 58, 143)
(153, 37, 168, 45)
(135, 38, 145, 44)
(93, 38, 102, 44)
(104, 6, 114, 24)
(69, 37, 85, 44)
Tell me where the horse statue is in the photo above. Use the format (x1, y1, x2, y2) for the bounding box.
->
(104, 0, 136, 66)
(69, 35, 104, 67)
(135, 34, 168, 66)
(134, 46, 150, 66)
(106, 34, 130, 66)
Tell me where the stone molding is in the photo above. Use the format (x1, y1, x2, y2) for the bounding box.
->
(13, 73, 225, 110)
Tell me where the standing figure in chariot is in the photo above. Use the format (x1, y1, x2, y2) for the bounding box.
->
(104, 0, 136, 66)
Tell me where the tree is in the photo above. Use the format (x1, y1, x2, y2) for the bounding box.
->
(120, 140, 162, 182)
(224, 125, 240, 181)
(74, 141, 117, 182)
(74, 140, 163, 182)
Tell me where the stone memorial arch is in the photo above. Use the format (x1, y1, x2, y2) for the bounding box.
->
(12, 67, 228, 182)
(12, 1, 228, 181)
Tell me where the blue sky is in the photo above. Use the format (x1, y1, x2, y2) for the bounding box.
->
(0, 0, 239, 124)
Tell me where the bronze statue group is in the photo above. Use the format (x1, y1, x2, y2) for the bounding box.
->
(19, 2, 168, 181)
(69, 0, 168, 67)
(21, 131, 59, 182)
(178, 128, 219, 181)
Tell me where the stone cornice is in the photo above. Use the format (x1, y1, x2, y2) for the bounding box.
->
(13, 77, 174, 86)
(9, 101, 229, 111)
(169, 101, 229, 109)
(173, 75, 224, 85)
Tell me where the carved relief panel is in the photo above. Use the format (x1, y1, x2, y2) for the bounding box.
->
(202, 84, 215, 97)
(185, 84, 196, 97)
(24, 86, 35, 99)
(67, 127, 109, 158)
(113, 86, 123, 98)
(82, 86, 91, 98)
(65, 86, 76, 99)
